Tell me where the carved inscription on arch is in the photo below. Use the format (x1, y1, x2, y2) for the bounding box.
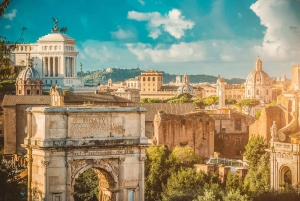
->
(69, 116, 124, 137)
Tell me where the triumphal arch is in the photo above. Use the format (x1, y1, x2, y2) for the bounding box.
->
(22, 106, 149, 201)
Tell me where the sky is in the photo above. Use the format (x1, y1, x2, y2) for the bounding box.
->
(0, 0, 300, 79)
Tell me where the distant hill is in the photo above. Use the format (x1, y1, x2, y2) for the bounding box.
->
(78, 68, 245, 85)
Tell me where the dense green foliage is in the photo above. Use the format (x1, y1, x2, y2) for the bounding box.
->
(81, 68, 245, 85)
(167, 93, 193, 103)
(236, 99, 260, 115)
(140, 98, 163, 103)
(144, 140, 300, 201)
(73, 168, 99, 201)
(0, 157, 27, 201)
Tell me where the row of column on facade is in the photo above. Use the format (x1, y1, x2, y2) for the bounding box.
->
(43, 57, 76, 77)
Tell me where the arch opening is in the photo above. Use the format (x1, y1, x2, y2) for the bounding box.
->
(281, 166, 292, 186)
(73, 166, 116, 201)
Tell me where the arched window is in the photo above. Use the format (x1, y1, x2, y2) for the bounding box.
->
(153, 77, 155, 81)
(143, 77, 145, 81)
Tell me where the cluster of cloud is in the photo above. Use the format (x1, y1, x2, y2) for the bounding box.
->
(82, 44, 120, 62)
(111, 27, 136, 39)
(126, 40, 248, 63)
(3, 9, 17, 20)
(250, 0, 300, 62)
(128, 9, 194, 39)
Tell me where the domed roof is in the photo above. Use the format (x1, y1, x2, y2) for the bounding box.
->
(177, 85, 194, 94)
(38, 33, 75, 42)
(245, 57, 272, 86)
(17, 56, 41, 81)
(18, 67, 40, 81)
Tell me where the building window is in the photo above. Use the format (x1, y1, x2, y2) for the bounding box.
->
(51, 80, 53, 84)
(235, 138, 241, 145)
(235, 118, 242, 131)
(56, 80, 58, 84)
(266, 90, 268, 95)
(0, 121, 2, 125)
(143, 77, 145, 81)
(148, 77, 150, 81)
(27, 90, 30, 95)
(18, 90, 21, 94)
(221, 128, 226, 133)
(46, 80, 47, 84)
(153, 77, 155, 81)
(36, 90, 39, 95)
(256, 89, 259, 95)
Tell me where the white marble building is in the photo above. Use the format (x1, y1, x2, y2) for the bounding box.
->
(11, 20, 82, 88)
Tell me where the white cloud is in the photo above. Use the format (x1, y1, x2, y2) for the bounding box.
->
(238, 13, 242, 18)
(138, 0, 145, 6)
(3, 9, 17, 20)
(111, 27, 136, 39)
(128, 9, 195, 39)
(83, 45, 120, 62)
(5, 25, 11, 29)
(126, 40, 249, 63)
(250, 0, 300, 62)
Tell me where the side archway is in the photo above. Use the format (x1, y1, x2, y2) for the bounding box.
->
(280, 165, 292, 186)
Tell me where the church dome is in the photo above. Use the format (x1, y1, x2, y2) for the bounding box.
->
(38, 33, 75, 42)
(177, 85, 194, 94)
(17, 67, 40, 81)
(245, 57, 272, 86)
(17, 55, 41, 81)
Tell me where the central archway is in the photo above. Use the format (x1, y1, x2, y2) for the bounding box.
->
(71, 159, 119, 201)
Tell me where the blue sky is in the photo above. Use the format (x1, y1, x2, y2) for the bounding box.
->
(1, 0, 300, 79)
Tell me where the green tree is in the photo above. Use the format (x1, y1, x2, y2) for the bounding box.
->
(203, 95, 218, 108)
(0, 158, 27, 201)
(194, 189, 220, 201)
(167, 93, 193, 103)
(225, 98, 237, 107)
(236, 99, 260, 115)
(0, 0, 11, 18)
(269, 101, 277, 106)
(167, 146, 202, 173)
(162, 168, 204, 201)
(243, 153, 270, 194)
(223, 190, 250, 201)
(243, 135, 267, 167)
(73, 168, 99, 201)
(194, 98, 205, 109)
(145, 145, 171, 201)
(226, 171, 242, 192)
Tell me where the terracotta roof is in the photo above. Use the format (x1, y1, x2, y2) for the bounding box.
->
(127, 103, 195, 121)
(2, 95, 51, 106)
(64, 93, 131, 103)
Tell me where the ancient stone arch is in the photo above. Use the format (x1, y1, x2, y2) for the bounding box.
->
(280, 165, 292, 186)
(23, 107, 149, 201)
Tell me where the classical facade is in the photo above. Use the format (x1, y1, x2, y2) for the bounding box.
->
(263, 64, 300, 189)
(11, 19, 81, 87)
(16, 54, 43, 95)
(153, 111, 214, 159)
(23, 107, 149, 201)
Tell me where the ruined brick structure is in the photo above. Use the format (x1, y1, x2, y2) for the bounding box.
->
(153, 111, 214, 159)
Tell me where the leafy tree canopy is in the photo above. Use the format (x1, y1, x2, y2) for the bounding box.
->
(243, 135, 267, 167)
(236, 99, 260, 115)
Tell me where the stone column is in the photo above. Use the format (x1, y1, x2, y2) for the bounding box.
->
(118, 157, 125, 200)
(139, 156, 146, 201)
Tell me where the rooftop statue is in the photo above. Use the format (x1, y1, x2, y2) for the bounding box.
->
(51, 17, 59, 33)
